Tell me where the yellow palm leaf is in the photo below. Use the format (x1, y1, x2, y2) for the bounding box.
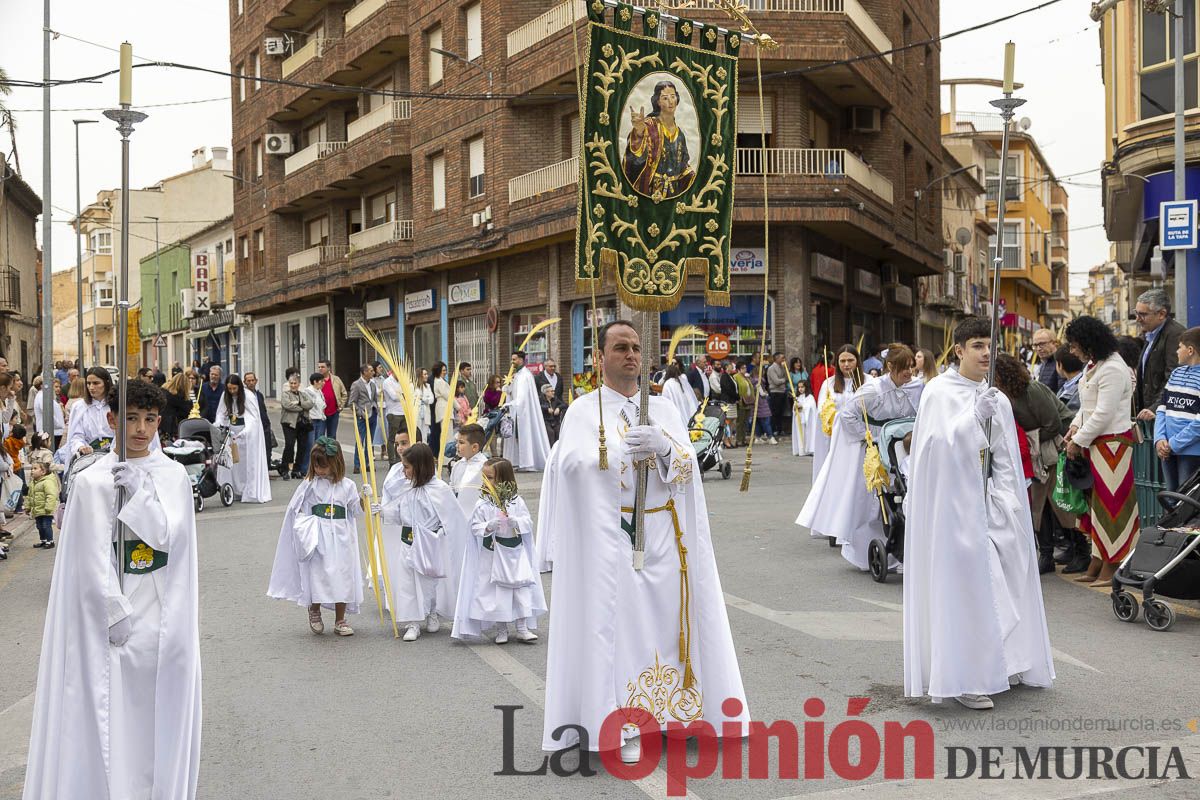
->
(358, 324, 421, 437)
(436, 368, 460, 473)
(666, 324, 705, 366)
(517, 317, 561, 355)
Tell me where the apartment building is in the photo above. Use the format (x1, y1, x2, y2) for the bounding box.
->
(1078, 259, 1135, 337)
(231, 0, 944, 393)
(0, 159, 43, 378)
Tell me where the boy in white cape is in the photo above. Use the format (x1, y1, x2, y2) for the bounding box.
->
(23, 380, 202, 800)
(449, 423, 488, 520)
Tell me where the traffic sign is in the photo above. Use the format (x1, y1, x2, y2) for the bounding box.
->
(1160, 200, 1198, 250)
(152, 334, 167, 348)
(705, 333, 731, 360)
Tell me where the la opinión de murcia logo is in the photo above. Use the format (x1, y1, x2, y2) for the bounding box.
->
(496, 699, 1192, 795)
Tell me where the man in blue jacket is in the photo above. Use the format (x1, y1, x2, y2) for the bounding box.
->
(199, 365, 224, 423)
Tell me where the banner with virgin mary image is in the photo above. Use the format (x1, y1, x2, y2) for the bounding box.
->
(576, 10, 739, 310)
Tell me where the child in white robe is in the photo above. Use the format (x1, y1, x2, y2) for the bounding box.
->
(376, 442, 471, 641)
(268, 436, 365, 636)
(791, 380, 817, 457)
(449, 423, 488, 520)
(452, 458, 548, 644)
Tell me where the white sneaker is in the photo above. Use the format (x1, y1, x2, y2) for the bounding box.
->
(402, 624, 420, 642)
(426, 612, 440, 633)
(494, 627, 509, 644)
(956, 693, 994, 710)
(620, 736, 641, 764)
(514, 626, 538, 643)
(769, 436, 779, 445)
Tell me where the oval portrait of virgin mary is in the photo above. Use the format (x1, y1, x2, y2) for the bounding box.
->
(619, 72, 701, 202)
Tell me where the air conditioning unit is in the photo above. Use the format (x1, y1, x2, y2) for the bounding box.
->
(265, 133, 294, 155)
(847, 106, 882, 133)
(471, 212, 482, 227)
(943, 248, 954, 268)
(1030, 250, 1041, 265)
(181, 288, 195, 317)
(953, 253, 966, 274)
(264, 37, 288, 55)
(881, 263, 900, 286)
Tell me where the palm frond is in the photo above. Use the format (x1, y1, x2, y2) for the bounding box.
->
(358, 324, 421, 437)
(436, 368, 460, 473)
(665, 324, 705, 366)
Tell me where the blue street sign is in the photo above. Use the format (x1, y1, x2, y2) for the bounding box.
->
(1160, 200, 1199, 250)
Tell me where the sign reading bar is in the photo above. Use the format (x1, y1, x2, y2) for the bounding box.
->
(193, 253, 211, 312)
(1160, 200, 1198, 250)
(404, 289, 435, 314)
(448, 279, 484, 306)
(344, 308, 365, 339)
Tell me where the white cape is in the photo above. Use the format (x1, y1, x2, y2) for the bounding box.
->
(449, 452, 487, 521)
(795, 405, 878, 548)
(791, 394, 816, 456)
(811, 379, 855, 479)
(218, 389, 272, 504)
(507, 367, 551, 471)
(540, 387, 748, 751)
(662, 375, 698, 430)
(903, 369, 1055, 700)
(24, 450, 201, 800)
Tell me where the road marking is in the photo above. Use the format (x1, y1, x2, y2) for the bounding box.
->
(0, 692, 33, 776)
(731, 593, 1101, 673)
(467, 644, 706, 800)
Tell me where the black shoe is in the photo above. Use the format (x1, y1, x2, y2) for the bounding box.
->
(1053, 545, 1073, 565)
(43, 541, 54, 549)
(276, 464, 289, 479)
(1038, 553, 1056, 574)
(291, 471, 304, 479)
(1063, 552, 1091, 574)
(32, 541, 44, 549)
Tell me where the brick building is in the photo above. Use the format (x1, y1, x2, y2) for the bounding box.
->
(230, 0, 942, 397)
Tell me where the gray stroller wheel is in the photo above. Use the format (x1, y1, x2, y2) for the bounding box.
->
(868, 539, 888, 583)
(194, 493, 204, 513)
(721, 461, 732, 480)
(1144, 599, 1176, 632)
(1111, 591, 1139, 623)
(220, 483, 235, 507)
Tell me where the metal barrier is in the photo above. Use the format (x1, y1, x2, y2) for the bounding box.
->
(1132, 419, 1165, 529)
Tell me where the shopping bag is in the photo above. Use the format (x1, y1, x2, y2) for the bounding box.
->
(1052, 451, 1088, 515)
(2, 473, 21, 512)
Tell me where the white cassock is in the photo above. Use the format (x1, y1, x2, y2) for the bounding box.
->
(450, 452, 488, 521)
(268, 477, 365, 613)
(61, 400, 162, 461)
(903, 368, 1055, 701)
(661, 375, 698, 430)
(23, 450, 201, 800)
(451, 496, 548, 640)
(811, 379, 855, 478)
(836, 375, 922, 572)
(541, 386, 749, 752)
(378, 478, 471, 622)
(791, 393, 817, 456)
(374, 462, 409, 611)
(217, 391, 272, 504)
(506, 367, 551, 471)
(31, 389, 65, 438)
(795, 388, 875, 547)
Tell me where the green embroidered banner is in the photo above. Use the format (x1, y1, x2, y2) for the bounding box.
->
(576, 20, 737, 310)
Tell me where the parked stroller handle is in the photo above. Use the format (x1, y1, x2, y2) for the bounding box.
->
(1157, 490, 1200, 515)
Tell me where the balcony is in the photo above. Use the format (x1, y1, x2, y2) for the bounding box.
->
(345, 0, 393, 33)
(284, 140, 347, 176)
(692, 0, 891, 60)
(347, 100, 411, 142)
(509, 157, 578, 203)
(287, 245, 349, 273)
(508, 0, 586, 57)
(735, 148, 894, 204)
(281, 36, 334, 79)
(0, 266, 20, 314)
(349, 219, 414, 251)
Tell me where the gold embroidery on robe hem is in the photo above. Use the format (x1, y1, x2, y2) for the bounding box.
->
(623, 651, 703, 725)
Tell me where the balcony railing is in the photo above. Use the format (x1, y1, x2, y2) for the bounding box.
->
(345, 0, 392, 33)
(347, 100, 412, 142)
(0, 266, 19, 314)
(509, 157, 579, 203)
(692, 0, 891, 59)
(284, 140, 347, 176)
(734, 147, 894, 203)
(508, 0, 586, 57)
(350, 219, 414, 251)
(287, 245, 349, 272)
(281, 36, 333, 78)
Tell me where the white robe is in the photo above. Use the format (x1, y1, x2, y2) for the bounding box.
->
(63, 399, 116, 458)
(540, 386, 749, 752)
(31, 389, 65, 437)
(662, 375, 698, 430)
(449, 451, 488, 521)
(217, 390, 272, 504)
(507, 367, 551, 471)
(267, 477, 365, 613)
(795, 394, 876, 548)
(378, 478, 471, 622)
(903, 368, 1055, 700)
(791, 393, 816, 456)
(24, 450, 201, 800)
(451, 497, 548, 639)
(811, 378, 856, 478)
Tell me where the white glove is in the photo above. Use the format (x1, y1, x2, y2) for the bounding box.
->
(108, 615, 132, 647)
(370, 502, 382, 515)
(974, 387, 1000, 426)
(362, 484, 375, 499)
(625, 425, 671, 460)
(111, 462, 143, 494)
(485, 519, 500, 533)
(502, 383, 513, 396)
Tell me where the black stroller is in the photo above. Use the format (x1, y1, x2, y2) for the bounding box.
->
(689, 403, 732, 480)
(1110, 474, 1200, 632)
(167, 418, 235, 512)
(867, 417, 915, 583)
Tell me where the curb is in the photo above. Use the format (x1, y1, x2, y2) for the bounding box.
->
(2, 514, 38, 547)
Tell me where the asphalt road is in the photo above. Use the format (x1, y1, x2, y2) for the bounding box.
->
(1, 428, 1198, 799)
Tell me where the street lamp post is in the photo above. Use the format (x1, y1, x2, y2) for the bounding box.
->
(430, 47, 493, 97)
(147, 215, 163, 372)
(73, 119, 97, 369)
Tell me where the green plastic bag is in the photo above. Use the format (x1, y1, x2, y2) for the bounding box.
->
(1052, 451, 1088, 515)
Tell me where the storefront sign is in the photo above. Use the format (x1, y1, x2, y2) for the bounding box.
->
(856, 269, 881, 297)
(448, 279, 484, 306)
(705, 333, 731, 360)
(344, 308, 365, 339)
(193, 253, 211, 313)
(404, 289, 435, 314)
(189, 308, 235, 333)
(812, 253, 844, 285)
(365, 298, 391, 320)
(730, 248, 766, 275)
(892, 285, 913, 306)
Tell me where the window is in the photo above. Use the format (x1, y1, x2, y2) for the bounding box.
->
(989, 221, 1022, 270)
(237, 0, 243, 14)
(368, 189, 397, 226)
(226, 238, 233, 253)
(565, 112, 580, 159)
(428, 25, 444, 86)
(467, 136, 485, 198)
(252, 51, 260, 91)
(302, 120, 327, 149)
(234, 148, 246, 182)
(453, 315, 491, 380)
(431, 153, 446, 210)
(254, 139, 264, 179)
(306, 216, 330, 247)
(985, 154, 1021, 202)
(90, 230, 112, 254)
(366, 77, 394, 113)
(237, 63, 245, 102)
(254, 229, 264, 271)
(96, 283, 114, 307)
(347, 208, 362, 235)
(239, 235, 249, 263)
(465, 2, 483, 61)
(1139, 0, 1200, 119)
(924, 45, 934, 105)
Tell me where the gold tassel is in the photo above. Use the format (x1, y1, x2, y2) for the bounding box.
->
(598, 424, 609, 470)
(683, 658, 697, 690)
(739, 464, 752, 492)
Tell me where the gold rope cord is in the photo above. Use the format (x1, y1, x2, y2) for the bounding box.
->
(740, 43, 771, 492)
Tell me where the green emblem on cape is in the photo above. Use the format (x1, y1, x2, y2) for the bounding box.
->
(311, 503, 347, 520)
(115, 539, 168, 574)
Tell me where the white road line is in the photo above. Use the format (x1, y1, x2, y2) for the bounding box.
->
(467, 644, 706, 800)
(0, 692, 34, 775)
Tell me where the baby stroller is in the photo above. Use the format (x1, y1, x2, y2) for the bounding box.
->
(167, 418, 235, 512)
(1110, 475, 1200, 632)
(689, 404, 732, 480)
(867, 417, 915, 583)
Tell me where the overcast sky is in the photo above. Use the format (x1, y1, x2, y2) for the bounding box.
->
(2, 0, 1105, 293)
